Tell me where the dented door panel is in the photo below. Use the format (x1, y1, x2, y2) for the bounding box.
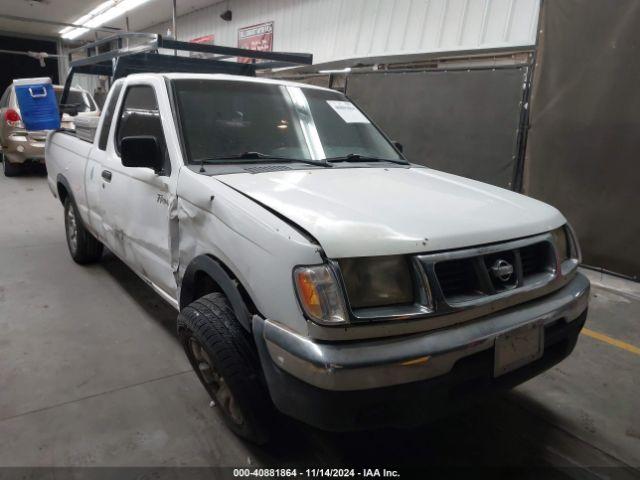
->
(96, 76, 183, 300)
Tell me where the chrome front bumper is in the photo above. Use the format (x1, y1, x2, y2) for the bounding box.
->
(254, 273, 590, 392)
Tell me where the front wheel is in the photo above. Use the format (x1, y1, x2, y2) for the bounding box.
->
(2, 157, 21, 177)
(178, 293, 273, 444)
(64, 197, 103, 264)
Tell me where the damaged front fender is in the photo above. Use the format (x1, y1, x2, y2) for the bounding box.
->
(180, 254, 252, 331)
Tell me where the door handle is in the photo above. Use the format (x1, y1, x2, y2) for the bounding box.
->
(101, 170, 112, 182)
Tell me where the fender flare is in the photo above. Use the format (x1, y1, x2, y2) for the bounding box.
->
(56, 174, 73, 205)
(180, 254, 252, 332)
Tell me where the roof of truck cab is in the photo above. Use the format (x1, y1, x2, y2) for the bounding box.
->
(125, 72, 336, 93)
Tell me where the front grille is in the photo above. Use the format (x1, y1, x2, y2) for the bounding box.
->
(343, 232, 564, 325)
(483, 249, 518, 292)
(432, 240, 555, 305)
(520, 242, 553, 277)
(434, 258, 483, 301)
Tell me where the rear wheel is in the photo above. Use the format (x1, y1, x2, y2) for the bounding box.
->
(64, 197, 103, 264)
(178, 292, 273, 444)
(2, 157, 21, 177)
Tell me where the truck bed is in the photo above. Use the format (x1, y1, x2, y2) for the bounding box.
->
(45, 130, 95, 226)
(73, 116, 100, 143)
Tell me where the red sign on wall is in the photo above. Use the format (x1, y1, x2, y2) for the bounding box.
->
(191, 34, 215, 44)
(189, 34, 215, 58)
(237, 21, 273, 63)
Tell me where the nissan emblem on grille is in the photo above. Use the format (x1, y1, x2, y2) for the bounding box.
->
(491, 259, 514, 282)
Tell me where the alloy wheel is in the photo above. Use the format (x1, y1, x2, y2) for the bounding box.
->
(66, 205, 78, 254)
(189, 337, 244, 425)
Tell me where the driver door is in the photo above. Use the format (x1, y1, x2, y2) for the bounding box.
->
(98, 79, 179, 300)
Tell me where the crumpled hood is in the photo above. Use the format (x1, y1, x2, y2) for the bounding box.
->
(217, 167, 565, 258)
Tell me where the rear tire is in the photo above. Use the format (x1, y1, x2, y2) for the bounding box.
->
(64, 197, 103, 264)
(2, 157, 20, 177)
(178, 292, 273, 444)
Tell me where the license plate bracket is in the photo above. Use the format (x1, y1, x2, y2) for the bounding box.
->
(494, 322, 544, 377)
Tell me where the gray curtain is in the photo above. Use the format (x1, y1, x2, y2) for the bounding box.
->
(347, 68, 527, 189)
(524, 0, 640, 278)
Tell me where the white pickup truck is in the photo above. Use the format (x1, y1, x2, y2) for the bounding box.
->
(46, 72, 589, 443)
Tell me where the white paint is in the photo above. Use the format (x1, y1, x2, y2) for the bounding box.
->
(46, 73, 326, 335)
(217, 166, 565, 259)
(175, 169, 323, 331)
(143, 0, 541, 65)
(46, 72, 563, 338)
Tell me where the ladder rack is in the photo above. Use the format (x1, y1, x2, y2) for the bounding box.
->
(60, 32, 313, 107)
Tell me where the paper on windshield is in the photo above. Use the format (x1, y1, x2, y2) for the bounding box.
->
(326, 101, 370, 123)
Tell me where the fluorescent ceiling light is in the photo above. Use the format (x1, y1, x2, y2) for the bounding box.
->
(318, 67, 352, 74)
(59, 0, 114, 34)
(60, 0, 152, 40)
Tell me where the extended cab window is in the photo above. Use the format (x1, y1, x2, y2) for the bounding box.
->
(98, 83, 122, 151)
(115, 85, 170, 173)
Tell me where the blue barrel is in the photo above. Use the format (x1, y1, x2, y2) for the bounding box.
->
(13, 77, 60, 131)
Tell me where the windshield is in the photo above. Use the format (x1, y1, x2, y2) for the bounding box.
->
(55, 89, 97, 113)
(172, 79, 402, 164)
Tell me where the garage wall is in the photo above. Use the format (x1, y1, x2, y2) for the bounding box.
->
(347, 67, 528, 189)
(0, 34, 58, 93)
(146, 0, 540, 63)
(523, 0, 640, 278)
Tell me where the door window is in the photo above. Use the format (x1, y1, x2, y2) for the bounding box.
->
(98, 83, 123, 151)
(115, 85, 170, 174)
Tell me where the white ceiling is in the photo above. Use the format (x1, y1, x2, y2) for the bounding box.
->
(0, 0, 219, 42)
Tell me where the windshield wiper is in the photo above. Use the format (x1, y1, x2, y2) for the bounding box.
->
(325, 153, 409, 166)
(195, 151, 332, 169)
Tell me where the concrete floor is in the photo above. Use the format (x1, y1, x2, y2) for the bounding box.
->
(1, 169, 639, 474)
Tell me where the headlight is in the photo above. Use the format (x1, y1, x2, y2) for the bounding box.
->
(551, 226, 569, 262)
(566, 223, 582, 262)
(294, 265, 348, 324)
(337, 255, 414, 309)
(551, 224, 581, 263)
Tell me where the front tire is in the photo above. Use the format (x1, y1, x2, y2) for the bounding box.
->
(2, 157, 21, 177)
(64, 197, 103, 264)
(178, 293, 273, 444)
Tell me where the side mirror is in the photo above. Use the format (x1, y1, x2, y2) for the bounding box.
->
(393, 141, 404, 153)
(121, 136, 163, 173)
